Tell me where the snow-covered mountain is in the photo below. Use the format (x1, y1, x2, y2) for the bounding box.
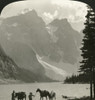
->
(0, 9, 82, 81)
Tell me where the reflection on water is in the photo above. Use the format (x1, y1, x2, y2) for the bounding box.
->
(0, 82, 90, 100)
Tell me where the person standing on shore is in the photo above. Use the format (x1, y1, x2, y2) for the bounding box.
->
(11, 90, 15, 100)
(28, 92, 35, 100)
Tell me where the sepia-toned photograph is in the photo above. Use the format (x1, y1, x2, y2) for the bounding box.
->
(0, 0, 94, 100)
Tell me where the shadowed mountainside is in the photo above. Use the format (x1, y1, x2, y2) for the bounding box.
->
(0, 9, 82, 81)
(0, 44, 52, 83)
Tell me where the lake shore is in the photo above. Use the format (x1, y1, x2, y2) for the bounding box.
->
(0, 83, 90, 100)
(68, 96, 94, 100)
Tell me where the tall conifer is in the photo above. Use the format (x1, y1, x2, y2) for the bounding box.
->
(80, 6, 95, 99)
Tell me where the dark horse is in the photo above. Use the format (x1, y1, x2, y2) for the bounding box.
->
(36, 88, 50, 100)
(48, 91, 56, 100)
(15, 92, 26, 100)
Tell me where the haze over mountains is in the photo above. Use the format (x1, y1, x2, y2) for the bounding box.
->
(0, 44, 52, 83)
(0, 9, 82, 81)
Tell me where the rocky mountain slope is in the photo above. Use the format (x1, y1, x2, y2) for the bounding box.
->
(0, 44, 52, 83)
(47, 18, 82, 64)
(0, 44, 17, 80)
(0, 9, 82, 81)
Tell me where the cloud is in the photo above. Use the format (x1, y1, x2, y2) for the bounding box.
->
(1, 0, 87, 31)
(51, 0, 86, 8)
(51, 0, 87, 23)
(43, 10, 58, 23)
(44, 12, 53, 20)
(20, 8, 32, 14)
(2, 0, 87, 23)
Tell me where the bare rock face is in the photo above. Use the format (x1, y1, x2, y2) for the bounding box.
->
(0, 10, 82, 81)
(0, 44, 17, 79)
(0, 44, 52, 83)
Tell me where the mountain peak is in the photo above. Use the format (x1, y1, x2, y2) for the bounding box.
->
(31, 9, 37, 15)
(49, 18, 70, 28)
(61, 18, 68, 23)
(20, 9, 37, 16)
(22, 9, 38, 18)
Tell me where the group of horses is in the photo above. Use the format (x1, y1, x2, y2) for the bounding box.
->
(12, 88, 56, 100)
(36, 88, 56, 100)
(14, 92, 26, 100)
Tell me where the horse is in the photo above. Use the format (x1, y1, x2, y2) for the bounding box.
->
(36, 88, 50, 100)
(15, 92, 26, 100)
(48, 91, 56, 100)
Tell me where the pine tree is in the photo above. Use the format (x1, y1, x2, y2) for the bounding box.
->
(80, 6, 95, 100)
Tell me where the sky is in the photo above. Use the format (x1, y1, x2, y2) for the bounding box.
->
(1, 0, 87, 32)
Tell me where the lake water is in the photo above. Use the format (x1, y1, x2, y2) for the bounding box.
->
(0, 82, 90, 100)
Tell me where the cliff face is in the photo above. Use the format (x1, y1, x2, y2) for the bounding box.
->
(0, 44, 52, 83)
(0, 9, 82, 81)
(0, 10, 81, 65)
(48, 18, 82, 64)
(0, 44, 17, 79)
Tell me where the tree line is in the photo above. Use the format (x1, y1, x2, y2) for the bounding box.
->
(64, 74, 90, 84)
(65, 6, 95, 100)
